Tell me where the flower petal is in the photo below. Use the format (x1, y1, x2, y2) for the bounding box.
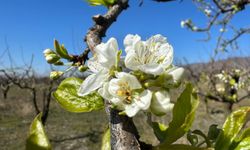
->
(115, 72, 142, 90)
(168, 67, 184, 82)
(124, 103, 140, 117)
(124, 51, 141, 71)
(146, 34, 167, 45)
(158, 43, 173, 67)
(151, 90, 174, 116)
(124, 34, 175, 75)
(110, 98, 125, 110)
(108, 78, 124, 98)
(94, 38, 118, 68)
(87, 57, 105, 73)
(78, 70, 108, 96)
(134, 90, 152, 110)
(124, 34, 141, 53)
(98, 82, 112, 100)
(139, 64, 164, 75)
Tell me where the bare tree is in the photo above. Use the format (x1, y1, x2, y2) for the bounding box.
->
(0, 76, 12, 99)
(183, 57, 250, 112)
(0, 54, 56, 125)
(182, 0, 250, 55)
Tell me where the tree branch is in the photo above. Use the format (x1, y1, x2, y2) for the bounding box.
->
(83, 1, 151, 149)
(84, 0, 129, 52)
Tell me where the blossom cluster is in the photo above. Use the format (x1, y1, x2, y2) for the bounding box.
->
(77, 34, 184, 117)
(215, 69, 244, 91)
(214, 69, 247, 101)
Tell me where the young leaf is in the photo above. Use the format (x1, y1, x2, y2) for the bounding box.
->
(207, 124, 221, 141)
(86, 0, 116, 7)
(187, 131, 199, 146)
(157, 83, 199, 148)
(151, 122, 168, 143)
(26, 113, 51, 150)
(234, 137, 250, 150)
(154, 144, 209, 150)
(236, 128, 250, 142)
(229, 127, 250, 149)
(53, 77, 104, 112)
(101, 128, 111, 150)
(192, 130, 212, 147)
(54, 40, 72, 60)
(214, 107, 250, 150)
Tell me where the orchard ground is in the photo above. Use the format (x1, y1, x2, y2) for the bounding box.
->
(0, 57, 250, 150)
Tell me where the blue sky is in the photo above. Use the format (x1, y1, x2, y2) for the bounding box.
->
(0, 0, 249, 74)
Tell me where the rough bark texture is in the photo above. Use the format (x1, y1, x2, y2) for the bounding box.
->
(106, 106, 141, 150)
(84, 0, 129, 53)
(83, 1, 151, 149)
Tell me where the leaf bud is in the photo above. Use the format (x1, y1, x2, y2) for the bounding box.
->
(54, 60, 64, 66)
(50, 71, 63, 80)
(43, 49, 55, 57)
(45, 54, 60, 64)
(78, 65, 88, 72)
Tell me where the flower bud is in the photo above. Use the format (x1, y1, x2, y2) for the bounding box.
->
(78, 65, 88, 72)
(192, 26, 198, 31)
(50, 71, 63, 80)
(45, 54, 60, 64)
(180, 21, 186, 28)
(215, 83, 225, 94)
(219, 28, 227, 32)
(204, 9, 211, 17)
(144, 80, 157, 88)
(43, 49, 55, 57)
(54, 60, 64, 66)
(151, 90, 174, 116)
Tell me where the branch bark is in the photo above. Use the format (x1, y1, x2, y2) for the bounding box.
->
(84, 0, 129, 52)
(106, 105, 141, 150)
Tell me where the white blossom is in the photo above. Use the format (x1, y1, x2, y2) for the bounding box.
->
(219, 28, 227, 32)
(181, 20, 186, 28)
(99, 72, 152, 117)
(124, 34, 173, 75)
(204, 9, 212, 16)
(78, 38, 119, 96)
(150, 90, 174, 116)
(192, 26, 198, 31)
(167, 67, 185, 83)
(77, 34, 184, 117)
(215, 83, 225, 93)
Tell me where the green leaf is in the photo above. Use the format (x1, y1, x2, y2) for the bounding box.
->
(86, 0, 116, 7)
(157, 83, 199, 148)
(234, 137, 250, 150)
(53, 77, 104, 112)
(192, 130, 212, 147)
(237, 128, 250, 141)
(101, 128, 111, 150)
(187, 131, 199, 146)
(153, 144, 210, 150)
(26, 113, 51, 150)
(151, 122, 168, 142)
(207, 124, 221, 141)
(230, 126, 250, 149)
(54, 40, 72, 60)
(215, 107, 250, 150)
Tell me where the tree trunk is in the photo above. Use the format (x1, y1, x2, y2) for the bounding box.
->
(105, 104, 152, 150)
(3, 92, 7, 99)
(107, 107, 140, 150)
